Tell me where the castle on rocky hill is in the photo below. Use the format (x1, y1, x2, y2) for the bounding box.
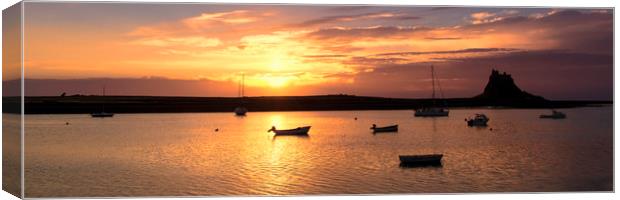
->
(474, 69, 547, 106)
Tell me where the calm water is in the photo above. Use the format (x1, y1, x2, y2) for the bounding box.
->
(24, 107, 613, 197)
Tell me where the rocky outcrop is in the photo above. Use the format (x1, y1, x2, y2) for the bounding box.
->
(474, 69, 548, 106)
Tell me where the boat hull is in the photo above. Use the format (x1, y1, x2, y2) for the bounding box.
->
(414, 109, 449, 117)
(467, 120, 488, 126)
(399, 154, 443, 166)
(371, 125, 398, 133)
(91, 112, 114, 118)
(234, 107, 248, 116)
(467, 114, 489, 126)
(272, 126, 311, 136)
(539, 114, 566, 119)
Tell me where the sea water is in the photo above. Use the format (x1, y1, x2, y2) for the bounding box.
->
(22, 107, 613, 197)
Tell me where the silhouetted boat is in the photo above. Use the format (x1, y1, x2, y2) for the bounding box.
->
(415, 107, 449, 117)
(234, 74, 248, 116)
(91, 86, 114, 118)
(540, 110, 566, 119)
(91, 112, 114, 118)
(268, 126, 311, 136)
(415, 65, 449, 117)
(466, 114, 489, 126)
(234, 107, 248, 116)
(370, 124, 398, 133)
(399, 154, 443, 165)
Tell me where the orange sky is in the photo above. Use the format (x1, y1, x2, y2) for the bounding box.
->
(13, 3, 613, 99)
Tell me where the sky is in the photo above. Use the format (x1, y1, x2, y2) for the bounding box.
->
(12, 2, 613, 100)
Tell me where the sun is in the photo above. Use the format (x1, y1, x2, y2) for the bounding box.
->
(266, 76, 289, 88)
(243, 74, 292, 89)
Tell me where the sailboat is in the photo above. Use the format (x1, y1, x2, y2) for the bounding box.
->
(91, 86, 114, 118)
(234, 74, 248, 116)
(415, 65, 449, 117)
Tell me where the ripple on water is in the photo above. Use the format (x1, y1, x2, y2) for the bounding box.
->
(24, 108, 613, 196)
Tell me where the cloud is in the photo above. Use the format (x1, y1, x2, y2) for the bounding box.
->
(302, 9, 612, 54)
(182, 10, 260, 29)
(430, 7, 456, 11)
(127, 10, 274, 40)
(464, 10, 613, 53)
(424, 37, 462, 40)
(470, 12, 497, 24)
(303, 54, 348, 58)
(344, 49, 612, 100)
(468, 10, 520, 24)
(395, 16, 422, 20)
(440, 49, 612, 71)
(305, 26, 429, 40)
(288, 12, 420, 28)
(375, 48, 520, 56)
(328, 6, 375, 12)
(132, 36, 222, 48)
(19, 48, 612, 100)
(115, 9, 616, 100)
(345, 56, 410, 66)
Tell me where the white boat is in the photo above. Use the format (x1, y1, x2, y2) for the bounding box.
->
(370, 124, 398, 133)
(415, 107, 449, 117)
(268, 126, 311, 136)
(234, 74, 248, 116)
(540, 110, 566, 119)
(91, 86, 114, 118)
(415, 65, 449, 117)
(466, 114, 489, 126)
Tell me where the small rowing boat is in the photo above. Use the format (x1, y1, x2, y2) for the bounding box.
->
(370, 124, 398, 133)
(399, 154, 443, 165)
(268, 126, 311, 136)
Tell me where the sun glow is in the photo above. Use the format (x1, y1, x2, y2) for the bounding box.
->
(241, 74, 293, 89)
(269, 115, 283, 128)
(266, 77, 289, 88)
(269, 57, 285, 72)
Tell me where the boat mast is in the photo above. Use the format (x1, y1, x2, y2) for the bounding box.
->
(430, 65, 438, 107)
(102, 85, 106, 112)
(241, 74, 245, 97)
(237, 75, 243, 98)
(431, 65, 436, 99)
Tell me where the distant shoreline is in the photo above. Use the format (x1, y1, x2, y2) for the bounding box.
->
(2, 95, 612, 114)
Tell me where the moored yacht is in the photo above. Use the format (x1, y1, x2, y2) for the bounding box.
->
(415, 65, 449, 117)
(91, 86, 114, 118)
(234, 74, 248, 116)
(466, 114, 489, 126)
